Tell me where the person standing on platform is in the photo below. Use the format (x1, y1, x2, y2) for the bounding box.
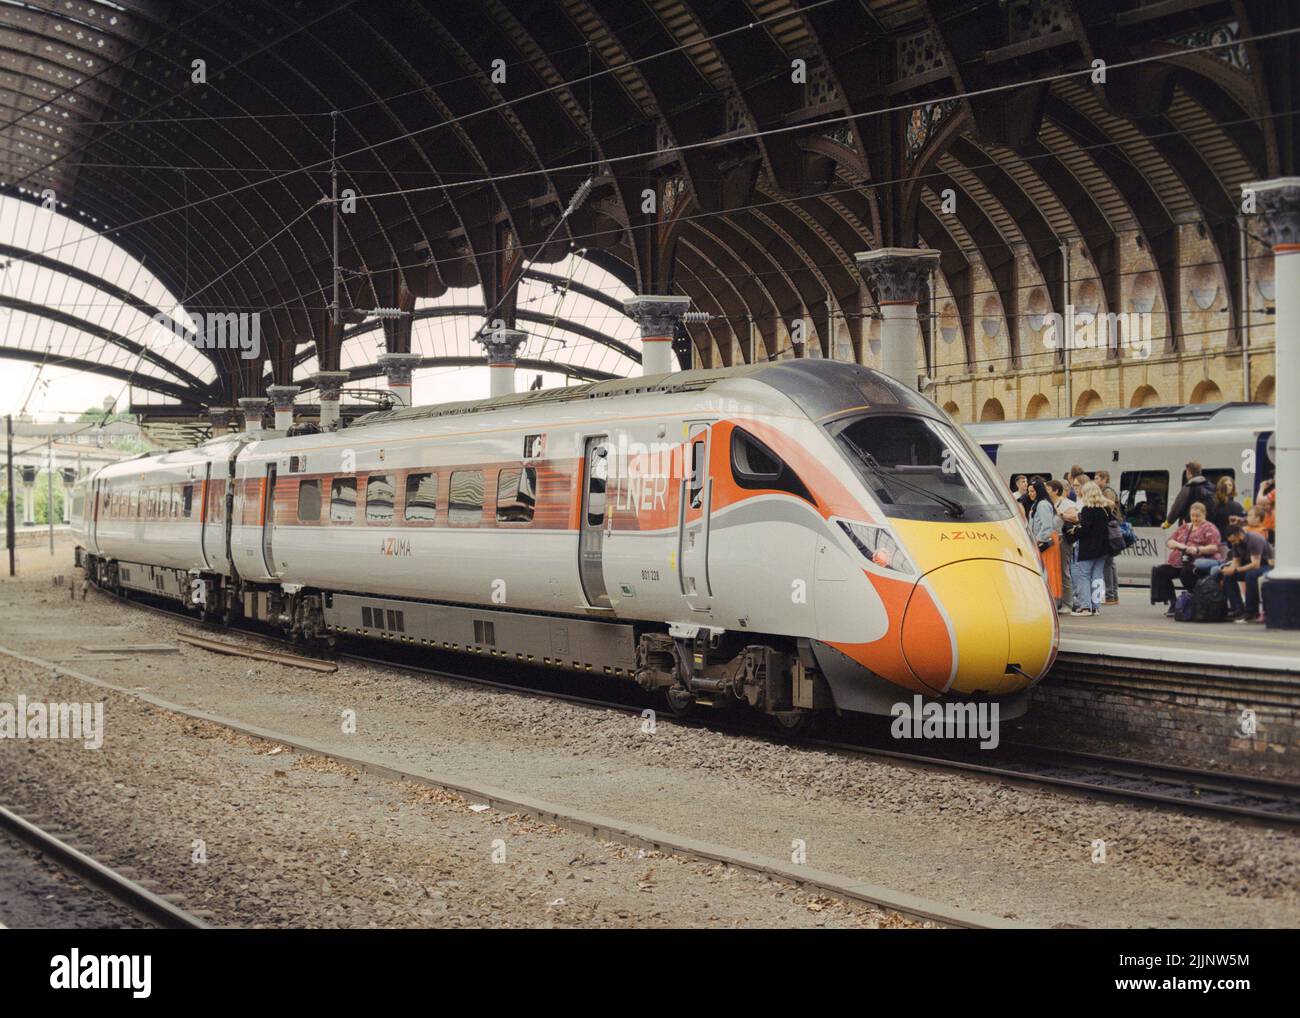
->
(1047, 479, 1080, 612)
(1256, 478, 1276, 544)
(1164, 461, 1215, 526)
(1095, 469, 1121, 605)
(1012, 474, 1032, 520)
(1029, 477, 1061, 603)
(1070, 482, 1111, 616)
(1207, 475, 1245, 537)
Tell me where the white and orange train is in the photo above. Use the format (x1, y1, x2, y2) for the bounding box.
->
(71, 361, 1058, 727)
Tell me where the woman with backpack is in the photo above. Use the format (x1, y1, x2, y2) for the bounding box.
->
(1070, 482, 1112, 616)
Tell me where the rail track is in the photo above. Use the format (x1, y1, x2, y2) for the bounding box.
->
(0, 804, 209, 929)
(108, 588, 1300, 827)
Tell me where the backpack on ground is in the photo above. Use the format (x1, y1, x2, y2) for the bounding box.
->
(1106, 518, 1126, 554)
(1190, 576, 1228, 623)
(1173, 592, 1196, 622)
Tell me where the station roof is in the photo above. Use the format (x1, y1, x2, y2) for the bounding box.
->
(2, 0, 1296, 410)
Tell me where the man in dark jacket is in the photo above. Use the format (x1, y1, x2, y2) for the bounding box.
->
(1165, 461, 1215, 526)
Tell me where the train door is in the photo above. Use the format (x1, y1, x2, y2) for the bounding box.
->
(198, 463, 212, 570)
(260, 463, 277, 577)
(678, 423, 712, 611)
(579, 436, 611, 607)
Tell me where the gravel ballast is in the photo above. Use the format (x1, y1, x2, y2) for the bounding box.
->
(1, 544, 1297, 928)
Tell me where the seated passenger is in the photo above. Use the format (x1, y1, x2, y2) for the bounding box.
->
(1244, 504, 1269, 538)
(1220, 524, 1275, 623)
(1150, 502, 1221, 617)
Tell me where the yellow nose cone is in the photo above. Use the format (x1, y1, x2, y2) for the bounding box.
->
(909, 559, 1055, 695)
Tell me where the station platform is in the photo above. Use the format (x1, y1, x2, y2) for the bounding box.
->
(1057, 598, 1300, 674)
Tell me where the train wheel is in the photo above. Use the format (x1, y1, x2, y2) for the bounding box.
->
(663, 685, 695, 718)
(771, 709, 814, 738)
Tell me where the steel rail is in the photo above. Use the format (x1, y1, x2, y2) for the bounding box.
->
(0, 804, 209, 929)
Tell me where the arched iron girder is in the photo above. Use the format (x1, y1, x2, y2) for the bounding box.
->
(0, 294, 213, 394)
(0, 346, 200, 405)
(288, 304, 641, 370)
(291, 355, 618, 392)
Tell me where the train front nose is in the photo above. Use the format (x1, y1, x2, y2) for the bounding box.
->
(901, 559, 1055, 695)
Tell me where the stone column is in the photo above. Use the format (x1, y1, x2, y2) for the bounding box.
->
(624, 295, 690, 376)
(266, 385, 300, 432)
(855, 248, 941, 389)
(208, 407, 233, 438)
(19, 465, 36, 526)
(312, 371, 350, 431)
(59, 468, 76, 524)
(237, 397, 270, 436)
(478, 327, 527, 397)
(1250, 177, 1300, 629)
(377, 352, 421, 408)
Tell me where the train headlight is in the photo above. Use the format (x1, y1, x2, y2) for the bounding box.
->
(837, 520, 915, 576)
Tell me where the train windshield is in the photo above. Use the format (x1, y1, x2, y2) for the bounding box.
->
(830, 414, 1010, 522)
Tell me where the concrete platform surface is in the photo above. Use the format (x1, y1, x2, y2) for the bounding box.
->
(1058, 597, 1300, 673)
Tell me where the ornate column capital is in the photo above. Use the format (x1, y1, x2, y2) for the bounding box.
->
(855, 247, 941, 305)
(623, 295, 691, 337)
(477, 327, 527, 366)
(265, 385, 300, 412)
(59, 467, 77, 485)
(376, 352, 421, 386)
(207, 406, 233, 433)
(19, 465, 37, 485)
(237, 396, 269, 432)
(311, 370, 350, 402)
(1248, 177, 1300, 248)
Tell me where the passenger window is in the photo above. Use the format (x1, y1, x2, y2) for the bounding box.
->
(586, 443, 608, 526)
(365, 474, 394, 523)
(1119, 470, 1168, 527)
(182, 485, 194, 519)
(330, 477, 357, 523)
(496, 467, 537, 524)
(730, 427, 814, 502)
(173, 487, 183, 518)
(208, 482, 224, 524)
(297, 480, 321, 522)
(448, 470, 484, 525)
(404, 473, 438, 522)
(1204, 468, 1235, 490)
